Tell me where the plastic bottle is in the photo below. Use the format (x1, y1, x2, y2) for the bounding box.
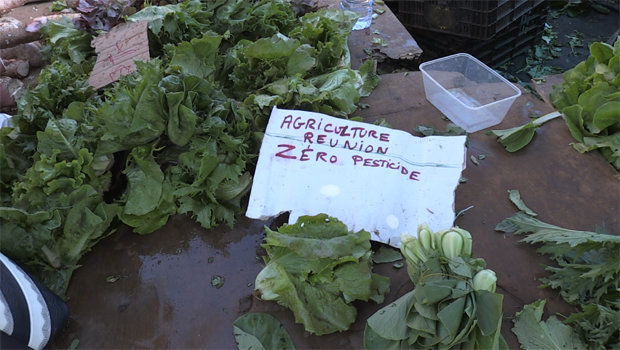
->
(341, 0, 373, 30)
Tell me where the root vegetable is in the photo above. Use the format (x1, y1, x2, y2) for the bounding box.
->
(0, 42, 44, 67)
(0, 59, 30, 78)
(0, 76, 24, 109)
(0, 0, 29, 16)
(0, 17, 40, 49)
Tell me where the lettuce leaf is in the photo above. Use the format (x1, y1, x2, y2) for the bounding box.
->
(233, 313, 296, 350)
(550, 37, 620, 170)
(254, 214, 390, 335)
(0, 148, 118, 296)
(512, 300, 587, 350)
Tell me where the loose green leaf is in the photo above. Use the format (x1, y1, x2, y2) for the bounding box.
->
(373, 245, 403, 263)
(498, 193, 620, 349)
(512, 300, 587, 350)
(485, 123, 537, 152)
(486, 111, 563, 152)
(507, 190, 537, 216)
(233, 313, 295, 350)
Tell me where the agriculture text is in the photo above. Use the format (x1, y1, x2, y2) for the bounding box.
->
(275, 114, 420, 181)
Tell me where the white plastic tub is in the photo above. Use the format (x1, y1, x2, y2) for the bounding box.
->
(419, 53, 522, 133)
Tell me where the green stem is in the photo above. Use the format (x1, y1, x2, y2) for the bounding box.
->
(532, 111, 563, 126)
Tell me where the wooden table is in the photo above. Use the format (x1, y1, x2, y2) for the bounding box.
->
(47, 69, 619, 349)
(317, 0, 423, 70)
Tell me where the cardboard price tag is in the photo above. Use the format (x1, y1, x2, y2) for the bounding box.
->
(246, 107, 468, 247)
(88, 21, 150, 89)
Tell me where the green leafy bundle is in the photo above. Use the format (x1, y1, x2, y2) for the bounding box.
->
(496, 211, 620, 349)
(0, 0, 380, 296)
(364, 225, 508, 350)
(550, 37, 620, 171)
(253, 214, 390, 336)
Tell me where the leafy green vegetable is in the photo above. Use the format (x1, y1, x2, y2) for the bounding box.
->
(485, 111, 563, 152)
(14, 60, 97, 135)
(507, 190, 537, 216)
(0, 148, 119, 295)
(364, 224, 507, 350)
(233, 313, 295, 350)
(496, 202, 620, 349)
(550, 37, 620, 170)
(372, 245, 402, 263)
(1, 0, 381, 297)
(253, 214, 390, 336)
(38, 16, 96, 65)
(0, 128, 36, 207)
(415, 123, 466, 136)
(512, 300, 587, 350)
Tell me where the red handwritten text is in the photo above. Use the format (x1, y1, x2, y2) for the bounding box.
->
(280, 115, 390, 142)
(352, 155, 420, 181)
(303, 132, 388, 155)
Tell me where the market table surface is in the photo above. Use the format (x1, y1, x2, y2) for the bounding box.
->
(317, 0, 423, 70)
(46, 70, 619, 350)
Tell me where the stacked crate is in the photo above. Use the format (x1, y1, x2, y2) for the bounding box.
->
(398, 0, 550, 68)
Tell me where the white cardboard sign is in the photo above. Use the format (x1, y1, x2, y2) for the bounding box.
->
(246, 107, 467, 247)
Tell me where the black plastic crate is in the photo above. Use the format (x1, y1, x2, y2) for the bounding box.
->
(399, 0, 546, 40)
(407, 1, 549, 68)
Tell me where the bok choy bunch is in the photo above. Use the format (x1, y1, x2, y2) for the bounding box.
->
(364, 224, 508, 350)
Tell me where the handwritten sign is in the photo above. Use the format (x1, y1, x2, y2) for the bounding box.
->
(246, 107, 468, 247)
(88, 21, 150, 89)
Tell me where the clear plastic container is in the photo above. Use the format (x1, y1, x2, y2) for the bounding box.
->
(341, 0, 373, 30)
(419, 53, 522, 133)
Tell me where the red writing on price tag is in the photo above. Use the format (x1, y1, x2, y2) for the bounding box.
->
(88, 21, 150, 89)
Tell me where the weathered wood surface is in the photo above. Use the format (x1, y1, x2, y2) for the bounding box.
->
(317, 0, 423, 70)
(47, 72, 619, 350)
(532, 73, 565, 109)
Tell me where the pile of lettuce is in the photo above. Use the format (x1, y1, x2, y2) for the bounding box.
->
(253, 214, 390, 336)
(550, 37, 619, 171)
(0, 0, 380, 296)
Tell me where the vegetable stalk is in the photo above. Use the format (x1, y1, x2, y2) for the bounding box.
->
(485, 111, 563, 152)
